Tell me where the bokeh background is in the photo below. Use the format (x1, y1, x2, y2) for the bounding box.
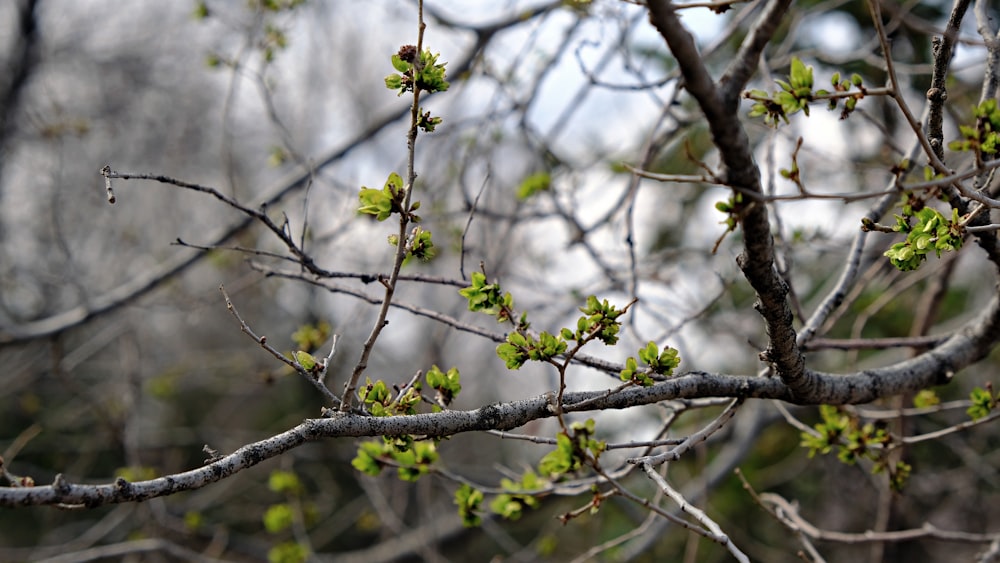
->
(1, 1, 998, 561)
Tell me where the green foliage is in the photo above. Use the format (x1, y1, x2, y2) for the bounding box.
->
(779, 159, 799, 183)
(268, 541, 308, 563)
(355, 366, 462, 419)
(913, 389, 940, 408)
(619, 357, 651, 386)
(404, 226, 436, 263)
(775, 56, 815, 110)
(496, 334, 529, 370)
(460, 284, 677, 525)
(620, 341, 680, 386)
(638, 341, 681, 375)
(575, 295, 625, 345)
(538, 420, 605, 479)
(147, 369, 179, 400)
(800, 405, 849, 458)
(746, 56, 867, 125)
(563, 0, 594, 13)
(827, 71, 865, 118)
(194, 1, 302, 69)
(394, 441, 439, 481)
(836, 421, 889, 465)
(113, 466, 157, 482)
(263, 503, 294, 533)
(291, 322, 331, 353)
(536, 534, 560, 557)
(536, 331, 568, 359)
(789, 56, 814, 88)
(385, 46, 450, 95)
(458, 272, 515, 321)
(292, 350, 319, 373)
(464, 290, 656, 374)
(967, 386, 998, 420)
(454, 484, 484, 527)
(353, 45, 448, 281)
(394, 387, 422, 415)
(351, 442, 387, 476)
(516, 172, 552, 200)
(923, 165, 942, 183)
(358, 172, 406, 221)
(254, 0, 306, 11)
(426, 365, 461, 406)
(746, 56, 813, 125)
(351, 440, 438, 482)
(873, 460, 912, 492)
(358, 378, 419, 416)
(883, 206, 963, 271)
(490, 470, 543, 521)
(385, 434, 414, 453)
(496, 330, 568, 370)
(800, 405, 909, 489)
(714, 192, 744, 235)
(360, 378, 390, 409)
(417, 109, 442, 133)
(490, 493, 536, 521)
(183, 511, 203, 531)
(948, 99, 1000, 157)
(268, 146, 288, 167)
(192, 1, 209, 19)
(261, 23, 288, 62)
(268, 470, 303, 496)
(539, 433, 581, 477)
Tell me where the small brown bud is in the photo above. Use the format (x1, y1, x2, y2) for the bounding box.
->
(398, 44, 417, 63)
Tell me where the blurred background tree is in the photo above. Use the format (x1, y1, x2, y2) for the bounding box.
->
(1, 0, 999, 561)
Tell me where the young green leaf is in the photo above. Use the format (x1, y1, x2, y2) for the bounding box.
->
(454, 484, 484, 527)
(968, 387, 996, 420)
(294, 350, 318, 372)
(263, 504, 294, 533)
(516, 172, 551, 200)
(351, 442, 386, 476)
(789, 56, 814, 90)
(268, 470, 303, 495)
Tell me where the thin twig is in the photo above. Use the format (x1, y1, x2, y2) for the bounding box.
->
(219, 284, 339, 406)
(340, 0, 428, 411)
(896, 409, 1000, 446)
(735, 469, 827, 562)
(759, 491, 1000, 544)
(629, 398, 743, 466)
(640, 463, 750, 562)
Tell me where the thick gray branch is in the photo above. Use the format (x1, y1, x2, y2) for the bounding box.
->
(646, 1, 808, 395)
(718, 0, 795, 105)
(926, 0, 972, 161)
(4, 291, 998, 508)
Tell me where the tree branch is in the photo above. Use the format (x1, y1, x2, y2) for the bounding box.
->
(0, 29, 493, 346)
(646, 1, 809, 396)
(5, 287, 999, 510)
(718, 0, 794, 104)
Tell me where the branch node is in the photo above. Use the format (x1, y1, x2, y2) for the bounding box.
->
(203, 444, 224, 464)
(100, 164, 116, 204)
(52, 473, 71, 494)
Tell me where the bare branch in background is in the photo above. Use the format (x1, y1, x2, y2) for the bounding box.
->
(2, 1, 1000, 560)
